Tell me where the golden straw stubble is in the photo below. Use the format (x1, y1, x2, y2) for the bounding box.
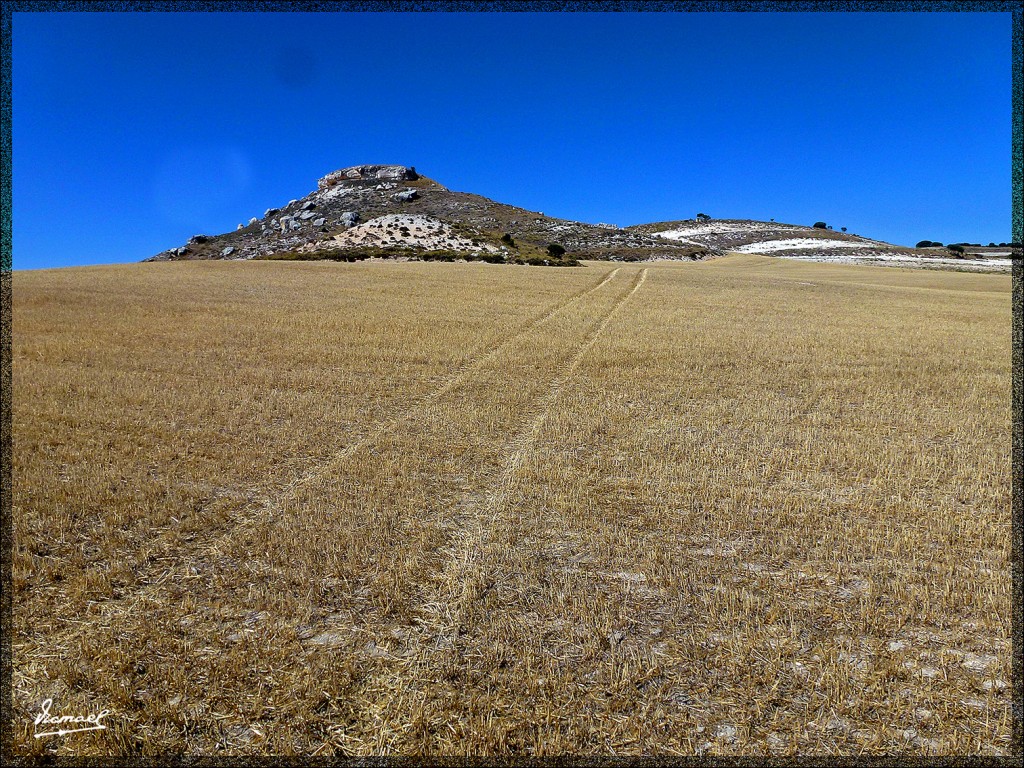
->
(10, 255, 1012, 756)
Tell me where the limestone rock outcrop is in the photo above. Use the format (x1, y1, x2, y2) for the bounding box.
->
(318, 165, 418, 189)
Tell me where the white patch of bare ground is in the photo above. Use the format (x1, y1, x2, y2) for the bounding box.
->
(733, 238, 883, 253)
(765, 251, 1011, 271)
(655, 221, 793, 240)
(321, 214, 498, 253)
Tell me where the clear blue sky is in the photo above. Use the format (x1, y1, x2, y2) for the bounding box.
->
(12, 10, 1012, 269)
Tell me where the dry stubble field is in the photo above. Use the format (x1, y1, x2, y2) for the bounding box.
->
(9, 255, 1013, 756)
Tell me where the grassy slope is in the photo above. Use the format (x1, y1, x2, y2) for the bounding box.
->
(11, 256, 1012, 756)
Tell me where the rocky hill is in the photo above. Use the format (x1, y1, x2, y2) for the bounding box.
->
(147, 164, 1011, 271)
(147, 164, 713, 266)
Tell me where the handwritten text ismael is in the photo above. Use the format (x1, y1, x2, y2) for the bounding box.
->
(34, 698, 112, 738)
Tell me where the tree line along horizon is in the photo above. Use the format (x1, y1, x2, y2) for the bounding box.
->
(914, 240, 1019, 251)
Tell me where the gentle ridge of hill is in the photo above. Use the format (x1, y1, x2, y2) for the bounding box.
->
(628, 219, 903, 254)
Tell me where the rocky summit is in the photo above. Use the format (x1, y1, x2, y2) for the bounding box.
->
(148, 164, 921, 266)
(318, 164, 419, 188)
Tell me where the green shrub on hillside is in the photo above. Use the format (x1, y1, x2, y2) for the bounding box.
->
(254, 250, 371, 262)
(418, 250, 458, 262)
(255, 245, 576, 266)
(515, 254, 579, 267)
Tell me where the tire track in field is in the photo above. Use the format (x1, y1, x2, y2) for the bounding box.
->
(176, 266, 621, 556)
(36, 267, 623, 654)
(14, 267, 640, 751)
(444, 268, 648, 604)
(477, 268, 648, 533)
(345, 269, 649, 752)
(233, 266, 622, 498)
(217, 265, 622, 524)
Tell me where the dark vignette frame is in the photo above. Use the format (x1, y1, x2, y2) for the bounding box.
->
(0, 1, 1019, 766)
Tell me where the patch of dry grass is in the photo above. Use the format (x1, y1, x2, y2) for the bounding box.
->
(10, 255, 1012, 756)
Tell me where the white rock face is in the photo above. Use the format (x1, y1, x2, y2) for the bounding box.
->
(318, 184, 357, 202)
(318, 164, 415, 189)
